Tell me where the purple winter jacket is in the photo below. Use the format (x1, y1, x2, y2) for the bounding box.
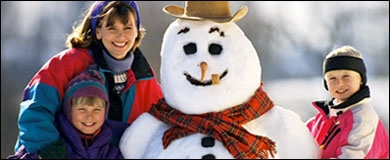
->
(8, 112, 124, 159)
(55, 111, 123, 159)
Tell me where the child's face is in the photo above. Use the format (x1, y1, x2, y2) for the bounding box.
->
(325, 70, 362, 103)
(96, 13, 138, 59)
(71, 103, 105, 135)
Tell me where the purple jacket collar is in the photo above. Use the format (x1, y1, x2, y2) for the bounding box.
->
(56, 111, 123, 159)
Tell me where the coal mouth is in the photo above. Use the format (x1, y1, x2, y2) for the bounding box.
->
(183, 70, 228, 86)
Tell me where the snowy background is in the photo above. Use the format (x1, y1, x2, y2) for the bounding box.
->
(1, 1, 388, 158)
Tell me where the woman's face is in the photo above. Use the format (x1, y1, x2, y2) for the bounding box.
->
(96, 13, 138, 59)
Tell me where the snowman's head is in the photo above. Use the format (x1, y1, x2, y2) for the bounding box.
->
(161, 18, 261, 114)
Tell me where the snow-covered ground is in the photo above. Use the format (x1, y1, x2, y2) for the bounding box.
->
(263, 76, 389, 134)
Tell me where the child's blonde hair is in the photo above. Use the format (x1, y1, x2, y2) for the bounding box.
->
(66, 1, 145, 52)
(72, 96, 106, 109)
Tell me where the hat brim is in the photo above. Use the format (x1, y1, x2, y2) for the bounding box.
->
(163, 5, 248, 23)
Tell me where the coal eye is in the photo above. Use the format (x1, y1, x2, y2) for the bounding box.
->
(183, 43, 197, 55)
(209, 43, 223, 55)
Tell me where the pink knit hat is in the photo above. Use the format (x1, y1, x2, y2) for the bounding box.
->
(62, 65, 109, 122)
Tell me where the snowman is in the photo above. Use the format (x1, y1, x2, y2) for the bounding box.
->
(120, 1, 320, 159)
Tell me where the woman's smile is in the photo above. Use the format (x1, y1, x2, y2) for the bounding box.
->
(112, 41, 127, 48)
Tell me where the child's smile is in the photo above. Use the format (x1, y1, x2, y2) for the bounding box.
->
(82, 122, 96, 127)
(335, 88, 348, 94)
(325, 70, 362, 103)
(71, 104, 105, 135)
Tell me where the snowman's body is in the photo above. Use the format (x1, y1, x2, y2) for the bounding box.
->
(120, 19, 320, 159)
(120, 106, 319, 158)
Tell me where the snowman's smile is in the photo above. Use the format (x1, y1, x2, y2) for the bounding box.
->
(184, 70, 228, 86)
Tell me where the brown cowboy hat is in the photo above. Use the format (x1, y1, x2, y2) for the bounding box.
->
(163, 1, 248, 23)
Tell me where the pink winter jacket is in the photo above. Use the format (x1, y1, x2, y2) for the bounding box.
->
(306, 98, 389, 159)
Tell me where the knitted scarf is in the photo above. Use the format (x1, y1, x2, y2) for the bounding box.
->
(149, 84, 276, 159)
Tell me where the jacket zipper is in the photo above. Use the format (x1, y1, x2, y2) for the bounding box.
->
(320, 117, 340, 149)
(324, 127, 341, 150)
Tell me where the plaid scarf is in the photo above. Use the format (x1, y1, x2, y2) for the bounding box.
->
(149, 84, 276, 159)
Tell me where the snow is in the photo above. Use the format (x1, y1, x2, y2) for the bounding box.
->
(160, 19, 261, 114)
(243, 106, 321, 158)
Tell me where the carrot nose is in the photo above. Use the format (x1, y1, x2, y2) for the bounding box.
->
(200, 62, 207, 83)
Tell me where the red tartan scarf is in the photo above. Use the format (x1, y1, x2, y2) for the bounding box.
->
(149, 83, 276, 159)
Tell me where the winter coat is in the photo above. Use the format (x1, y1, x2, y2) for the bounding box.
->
(306, 98, 389, 159)
(8, 111, 123, 159)
(49, 111, 122, 159)
(15, 45, 163, 153)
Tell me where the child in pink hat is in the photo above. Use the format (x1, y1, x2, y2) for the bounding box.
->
(9, 65, 123, 159)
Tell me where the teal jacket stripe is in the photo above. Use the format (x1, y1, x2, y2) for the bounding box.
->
(121, 84, 136, 123)
(16, 83, 61, 153)
(137, 76, 154, 81)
